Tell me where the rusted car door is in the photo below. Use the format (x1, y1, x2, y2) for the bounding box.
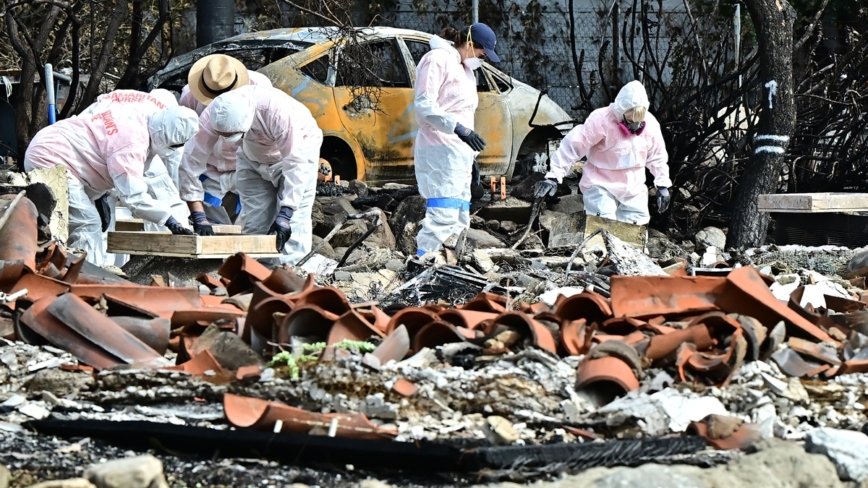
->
(402, 37, 513, 177)
(332, 38, 417, 182)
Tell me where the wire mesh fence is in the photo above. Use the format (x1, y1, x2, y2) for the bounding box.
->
(381, 1, 688, 119)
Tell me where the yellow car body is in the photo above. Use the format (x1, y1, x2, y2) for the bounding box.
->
(149, 27, 573, 183)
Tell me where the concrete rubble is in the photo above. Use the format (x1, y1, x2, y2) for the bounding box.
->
(2, 181, 868, 486)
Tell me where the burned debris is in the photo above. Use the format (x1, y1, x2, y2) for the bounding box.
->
(1, 176, 868, 487)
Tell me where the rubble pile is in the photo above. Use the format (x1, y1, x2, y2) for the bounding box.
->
(4, 188, 868, 486)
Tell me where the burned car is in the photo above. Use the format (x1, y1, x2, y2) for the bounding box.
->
(148, 27, 573, 183)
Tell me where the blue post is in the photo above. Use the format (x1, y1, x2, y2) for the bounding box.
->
(44, 64, 56, 124)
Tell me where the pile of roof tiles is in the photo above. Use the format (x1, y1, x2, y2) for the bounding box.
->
(5, 194, 868, 446)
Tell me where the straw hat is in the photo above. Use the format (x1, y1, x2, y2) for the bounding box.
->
(187, 54, 250, 106)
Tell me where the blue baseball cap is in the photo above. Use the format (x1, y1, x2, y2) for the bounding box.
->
(469, 23, 500, 62)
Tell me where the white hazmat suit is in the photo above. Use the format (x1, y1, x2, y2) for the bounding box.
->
(79, 89, 190, 233)
(25, 105, 199, 265)
(178, 96, 247, 216)
(208, 85, 323, 264)
(413, 36, 478, 256)
(545, 81, 670, 225)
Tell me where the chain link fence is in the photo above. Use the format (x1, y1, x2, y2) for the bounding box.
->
(382, 1, 687, 119)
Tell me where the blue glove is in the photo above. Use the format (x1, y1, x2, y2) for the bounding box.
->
(165, 216, 194, 235)
(268, 206, 294, 252)
(191, 211, 214, 236)
(534, 178, 558, 199)
(657, 187, 671, 213)
(455, 123, 486, 152)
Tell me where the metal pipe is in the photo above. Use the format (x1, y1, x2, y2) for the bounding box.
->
(44, 64, 56, 124)
(196, 0, 235, 47)
(472, 0, 478, 24)
(734, 4, 741, 89)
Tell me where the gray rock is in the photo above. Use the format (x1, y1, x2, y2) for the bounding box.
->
(472, 249, 495, 273)
(388, 195, 426, 256)
(805, 427, 868, 481)
(465, 228, 506, 250)
(471, 215, 486, 229)
(848, 250, 868, 272)
(192, 324, 263, 371)
(589, 464, 708, 488)
(334, 270, 352, 282)
(500, 221, 518, 234)
(29, 479, 96, 488)
(695, 226, 727, 253)
(27, 369, 95, 397)
(550, 193, 585, 215)
(486, 220, 501, 232)
(311, 235, 336, 259)
(474, 439, 843, 488)
(518, 233, 545, 251)
(539, 210, 580, 247)
(385, 259, 404, 272)
(348, 179, 368, 197)
(85, 455, 168, 488)
(331, 208, 395, 249)
(312, 196, 357, 238)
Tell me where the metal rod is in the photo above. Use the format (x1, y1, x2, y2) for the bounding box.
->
(296, 220, 344, 267)
(44, 64, 56, 124)
(472, 0, 479, 25)
(734, 4, 742, 89)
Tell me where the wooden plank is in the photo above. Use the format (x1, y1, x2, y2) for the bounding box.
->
(107, 231, 279, 258)
(758, 193, 868, 213)
(115, 219, 242, 234)
(583, 215, 647, 250)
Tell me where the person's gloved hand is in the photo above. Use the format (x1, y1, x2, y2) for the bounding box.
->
(165, 216, 194, 235)
(190, 211, 214, 236)
(534, 178, 558, 199)
(657, 187, 671, 213)
(268, 206, 293, 253)
(470, 158, 485, 201)
(94, 194, 112, 232)
(454, 123, 486, 152)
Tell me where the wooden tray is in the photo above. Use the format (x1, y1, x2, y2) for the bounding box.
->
(107, 231, 280, 259)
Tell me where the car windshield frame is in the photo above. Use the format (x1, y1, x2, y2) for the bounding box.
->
(148, 39, 314, 90)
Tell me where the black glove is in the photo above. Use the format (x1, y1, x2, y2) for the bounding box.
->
(190, 211, 214, 236)
(657, 187, 671, 213)
(534, 178, 558, 199)
(94, 194, 112, 232)
(165, 216, 194, 235)
(268, 206, 293, 252)
(470, 158, 485, 201)
(455, 123, 486, 152)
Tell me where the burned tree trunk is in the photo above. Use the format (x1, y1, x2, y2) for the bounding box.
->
(725, 0, 797, 249)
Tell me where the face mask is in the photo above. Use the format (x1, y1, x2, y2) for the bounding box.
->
(463, 57, 483, 71)
(223, 132, 244, 144)
(619, 117, 646, 136)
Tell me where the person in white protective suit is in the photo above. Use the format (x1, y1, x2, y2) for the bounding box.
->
(179, 54, 272, 115)
(534, 81, 671, 225)
(179, 54, 273, 230)
(206, 85, 323, 262)
(178, 98, 247, 236)
(413, 23, 500, 257)
(79, 89, 191, 234)
(24, 106, 200, 265)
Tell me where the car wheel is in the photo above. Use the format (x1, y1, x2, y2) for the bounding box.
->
(514, 128, 562, 179)
(320, 137, 358, 181)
